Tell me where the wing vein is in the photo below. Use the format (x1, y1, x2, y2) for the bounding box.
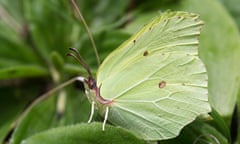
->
(115, 103, 178, 137)
(112, 55, 189, 99)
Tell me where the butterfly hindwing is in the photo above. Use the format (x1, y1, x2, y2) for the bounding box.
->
(96, 11, 211, 140)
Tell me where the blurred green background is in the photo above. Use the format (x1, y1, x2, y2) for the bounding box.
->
(0, 0, 240, 143)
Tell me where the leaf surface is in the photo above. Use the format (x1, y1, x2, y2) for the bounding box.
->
(22, 122, 145, 144)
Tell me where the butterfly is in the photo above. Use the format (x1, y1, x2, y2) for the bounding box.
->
(68, 11, 211, 140)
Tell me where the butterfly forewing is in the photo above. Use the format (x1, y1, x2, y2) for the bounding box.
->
(96, 11, 211, 140)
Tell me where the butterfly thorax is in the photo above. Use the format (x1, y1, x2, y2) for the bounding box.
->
(84, 76, 113, 113)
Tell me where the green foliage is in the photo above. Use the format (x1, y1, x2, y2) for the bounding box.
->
(0, 0, 239, 143)
(22, 122, 146, 144)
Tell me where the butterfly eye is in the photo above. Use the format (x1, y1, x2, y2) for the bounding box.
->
(74, 80, 85, 92)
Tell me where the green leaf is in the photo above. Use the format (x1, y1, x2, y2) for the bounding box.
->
(77, 0, 129, 29)
(0, 2, 47, 80)
(161, 120, 228, 144)
(209, 108, 231, 142)
(0, 65, 48, 80)
(0, 27, 45, 80)
(10, 96, 57, 144)
(0, 92, 25, 143)
(22, 122, 146, 144)
(50, 51, 64, 72)
(219, 0, 240, 29)
(0, 79, 49, 143)
(10, 86, 90, 144)
(23, 0, 74, 60)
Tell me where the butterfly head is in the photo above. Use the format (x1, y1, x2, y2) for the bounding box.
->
(67, 48, 113, 106)
(86, 76, 113, 105)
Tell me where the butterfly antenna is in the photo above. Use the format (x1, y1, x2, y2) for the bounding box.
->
(67, 48, 92, 77)
(70, 0, 100, 66)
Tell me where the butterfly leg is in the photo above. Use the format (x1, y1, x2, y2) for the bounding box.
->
(88, 101, 95, 123)
(102, 106, 109, 131)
